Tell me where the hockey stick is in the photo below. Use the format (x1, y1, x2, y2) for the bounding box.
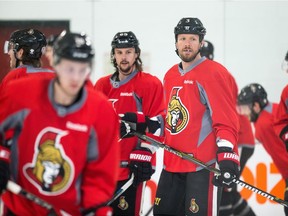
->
(132, 131, 288, 208)
(106, 173, 134, 206)
(81, 174, 134, 215)
(144, 205, 153, 216)
(6, 180, 70, 215)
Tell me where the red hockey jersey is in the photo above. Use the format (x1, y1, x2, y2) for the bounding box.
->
(94, 70, 165, 180)
(238, 114, 255, 148)
(163, 58, 239, 172)
(254, 102, 288, 179)
(0, 76, 120, 215)
(0, 65, 55, 93)
(274, 85, 288, 137)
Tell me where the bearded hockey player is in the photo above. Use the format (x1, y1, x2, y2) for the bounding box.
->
(94, 31, 165, 216)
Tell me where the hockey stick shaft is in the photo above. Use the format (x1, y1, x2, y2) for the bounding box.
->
(6, 180, 70, 214)
(106, 173, 134, 206)
(132, 131, 288, 208)
(81, 174, 134, 215)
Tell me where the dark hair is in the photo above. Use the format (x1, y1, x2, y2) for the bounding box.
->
(110, 31, 143, 72)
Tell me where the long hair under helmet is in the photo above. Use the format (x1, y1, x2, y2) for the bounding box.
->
(110, 31, 143, 72)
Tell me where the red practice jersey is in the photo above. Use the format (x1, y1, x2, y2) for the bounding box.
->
(238, 114, 255, 148)
(163, 58, 239, 172)
(0, 77, 120, 215)
(94, 70, 166, 180)
(254, 102, 288, 179)
(0, 65, 55, 93)
(274, 85, 288, 137)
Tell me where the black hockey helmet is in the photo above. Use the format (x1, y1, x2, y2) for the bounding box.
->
(53, 30, 94, 63)
(200, 40, 214, 60)
(46, 34, 59, 46)
(174, 17, 206, 42)
(7, 28, 47, 59)
(238, 83, 268, 109)
(111, 31, 140, 52)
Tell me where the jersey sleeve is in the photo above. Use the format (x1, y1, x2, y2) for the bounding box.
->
(203, 70, 239, 148)
(238, 114, 255, 148)
(80, 94, 120, 209)
(139, 75, 166, 168)
(0, 81, 26, 146)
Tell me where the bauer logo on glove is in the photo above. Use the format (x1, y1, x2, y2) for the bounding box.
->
(213, 147, 240, 188)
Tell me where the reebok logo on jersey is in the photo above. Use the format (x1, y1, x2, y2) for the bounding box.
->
(184, 80, 194, 85)
(130, 153, 152, 162)
(66, 121, 88, 132)
(120, 92, 133, 96)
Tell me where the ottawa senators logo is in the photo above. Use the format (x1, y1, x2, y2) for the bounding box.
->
(166, 87, 189, 134)
(189, 198, 199, 213)
(118, 196, 129, 210)
(23, 127, 74, 195)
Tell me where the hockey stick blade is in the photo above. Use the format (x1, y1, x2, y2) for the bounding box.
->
(6, 181, 70, 215)
(132, 131, 288, 208)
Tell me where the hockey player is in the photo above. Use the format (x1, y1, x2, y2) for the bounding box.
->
(238, 83, 288, 216)
(94, 31, 165, 216)
(153, 17, 240, 216)
(0, 31, 120, 215)
(274, 51, 288, 216)
(200, 39, 214, 60)
(201, 40, 256, 215)
(0, 28, 54, 93)
(274, 51, 288, 151)
(44, 33, 59, 69)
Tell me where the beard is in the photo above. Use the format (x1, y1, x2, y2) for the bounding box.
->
(250, 109, 260, 122)
(119, 64, 133, 74)
(118, 61, 135, 74)
(178, 50, 199, 63)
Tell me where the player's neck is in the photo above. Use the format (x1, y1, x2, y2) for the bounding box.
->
(181, 54, 201, 71)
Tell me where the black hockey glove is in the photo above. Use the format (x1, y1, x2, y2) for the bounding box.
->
(120, 112, 162, 139)
(119, 112, 148, 138)
(0, 146, 10, 194)
(279, 125, 288, 152)
(129, 147, 153, 187)
(213, 147, 240, 188)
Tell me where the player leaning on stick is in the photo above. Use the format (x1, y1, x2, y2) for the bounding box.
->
(151, 17, 240, 216)
(0, 30, 120, 216)
(94, 31, 165, 216)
